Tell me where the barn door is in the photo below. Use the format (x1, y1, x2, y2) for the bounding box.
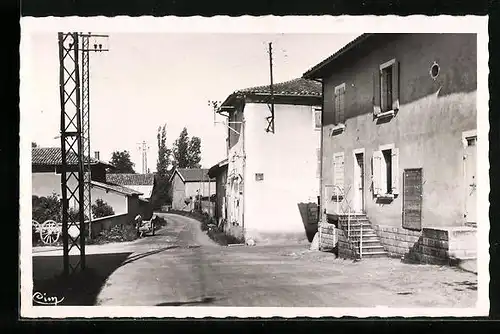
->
(402, 168, 423, 231)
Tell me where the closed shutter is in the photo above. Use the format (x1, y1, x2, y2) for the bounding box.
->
(373, 70, 381, 116)
(392, 60, 400, 111)
(338, 85, 345, 124)
(372, 150, 383, 195)
(391, 147, 400, 195)
(333, 153, 345, 195)
(316, 148, 321, 178)
(333, 87, 338, 125)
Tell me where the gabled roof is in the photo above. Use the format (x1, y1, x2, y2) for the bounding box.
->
(235, 78, 321, 97)
(170, 168, 213, 183)
(106, 173, 155, 186)
(219, 77, 322, 109)
(32, 147, 114, 168)
(91, 180, 143, 196)
(302, 33, 372, 79)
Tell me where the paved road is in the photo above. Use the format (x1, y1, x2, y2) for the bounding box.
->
(95, 213, 478, 307)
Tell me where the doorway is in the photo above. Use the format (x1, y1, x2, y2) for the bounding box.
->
(353, 151, 365, 213)
(464, 133, 477, 226)
(402, 168, 423, 231)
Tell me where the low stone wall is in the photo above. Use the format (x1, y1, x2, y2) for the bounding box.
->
(373, 225, 421, 257)
(405, 227, 477, 267)
(89, 213, 130, 237)
(318, 222, 337, 251)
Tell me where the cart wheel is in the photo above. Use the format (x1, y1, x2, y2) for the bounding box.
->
(40, 220, 59, 245)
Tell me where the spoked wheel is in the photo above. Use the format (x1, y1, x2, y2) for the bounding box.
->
(40, 220, 61, 245)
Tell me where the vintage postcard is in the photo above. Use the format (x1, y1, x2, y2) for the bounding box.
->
(20, 15, 489, 318)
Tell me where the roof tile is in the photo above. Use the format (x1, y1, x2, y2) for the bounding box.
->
(176, 168, 213, 182)
(32, 147, 113, 167)
(235, 78, 321, 97)
(106, 173, 155, 186)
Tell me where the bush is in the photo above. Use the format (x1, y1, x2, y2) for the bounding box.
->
(32, 194, 62, 223)
(90, 224, 137, 244)
(91, 199, 115, 218)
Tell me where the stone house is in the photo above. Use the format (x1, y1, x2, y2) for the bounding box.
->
(303, 33, 477, 269)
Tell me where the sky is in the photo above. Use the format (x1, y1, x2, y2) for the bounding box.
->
(27, 33, 360, 172)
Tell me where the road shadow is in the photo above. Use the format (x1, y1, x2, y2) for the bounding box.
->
(121, 246, 179, 265)
(155, 297, 216, 306)
(32, 252, 132, 306)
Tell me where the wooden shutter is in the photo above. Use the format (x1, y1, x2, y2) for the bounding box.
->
(333, 153, 345, 195)
(372, 150, 383, 195)
(333, 87, 338, 125)
(338, 85, 345, 124)
(373, 70, 381, 116)
(391, 147, 400, 195)
(316, 148, 321, 178)
(392, 60, 400, 111)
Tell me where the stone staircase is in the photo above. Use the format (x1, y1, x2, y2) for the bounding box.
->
(338, 214, 387, 258)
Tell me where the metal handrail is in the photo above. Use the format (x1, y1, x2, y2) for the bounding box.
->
(323, 183, 363, 259)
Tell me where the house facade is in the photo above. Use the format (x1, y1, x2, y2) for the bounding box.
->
(32, 147, 143, 219)
(208, 159, 229, 224)
(169, 168, 216, 211)
(217, 78, 322, 243)
(303, 33, 477, 262)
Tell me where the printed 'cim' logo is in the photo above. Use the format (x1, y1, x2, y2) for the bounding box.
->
(33, 291, 65, 306)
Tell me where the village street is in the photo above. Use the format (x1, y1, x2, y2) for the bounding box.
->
(80, 213, 476, 307)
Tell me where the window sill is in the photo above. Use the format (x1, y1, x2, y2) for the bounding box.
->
(330, 124, 346, 136)
(376, 194, 394, 200)
(376, 110, 396, 119)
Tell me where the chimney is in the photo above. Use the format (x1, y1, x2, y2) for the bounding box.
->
(94, 151, 100, 160)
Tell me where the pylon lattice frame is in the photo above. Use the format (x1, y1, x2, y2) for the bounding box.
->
(58, 32, 86, 275)
(81, 34, 92, 239)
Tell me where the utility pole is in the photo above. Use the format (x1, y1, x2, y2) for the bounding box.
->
(58, 32, 109, 276)
(266, 42, 275, 134)
(81, 32, 109, 241)
(137, 141, 149, 174)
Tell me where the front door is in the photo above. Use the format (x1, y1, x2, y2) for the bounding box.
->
(464, 135, 477, 225)
(353, 152, 364, 212)
(402, 168, 423, 231)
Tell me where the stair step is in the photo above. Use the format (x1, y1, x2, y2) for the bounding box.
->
(361, 251, 387, 258)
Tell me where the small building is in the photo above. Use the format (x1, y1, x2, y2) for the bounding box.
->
(303, 33, 477, 264)
(215, 77, 322, 243)
(106, 173, 156, 201)
(169, 168, 216, 211)
(32, 147, 144, 221)
(207, 159, 229, 224)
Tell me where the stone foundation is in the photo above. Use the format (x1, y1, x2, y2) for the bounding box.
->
(374, 224, 477, 272)
(373, 225, 421, 257)
(244, 229, 309, 245)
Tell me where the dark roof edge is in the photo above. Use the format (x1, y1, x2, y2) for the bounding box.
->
(302, 33, 373, 79)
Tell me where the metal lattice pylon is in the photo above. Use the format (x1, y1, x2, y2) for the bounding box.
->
(58, 32, 86, 275)
(81, 33, 92, 239)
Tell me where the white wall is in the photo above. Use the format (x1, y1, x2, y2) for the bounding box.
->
(184, 181, 216, 198)
(244, 103, 321, 235)
(32, 172, 127, 216)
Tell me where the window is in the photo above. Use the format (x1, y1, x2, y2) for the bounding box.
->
(313, 107, 322, 130)
(373, 59, 400, 117)
(334, 83, 346, 125)
(372, 146, 399, 197)
(255, 173, 264, 181)
(332, 152, 345, 198)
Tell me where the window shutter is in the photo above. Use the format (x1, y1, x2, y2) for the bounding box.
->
(339, 86, 345, 124)
(391, 147, 400, 195)
(333, 88, 338, 125)
(316, 148, 321, 178)
(373, 70, 381, 116)
(333, 153, 344, 195)
(392, 60, 400, 111)
(372, 151, 383, 195)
